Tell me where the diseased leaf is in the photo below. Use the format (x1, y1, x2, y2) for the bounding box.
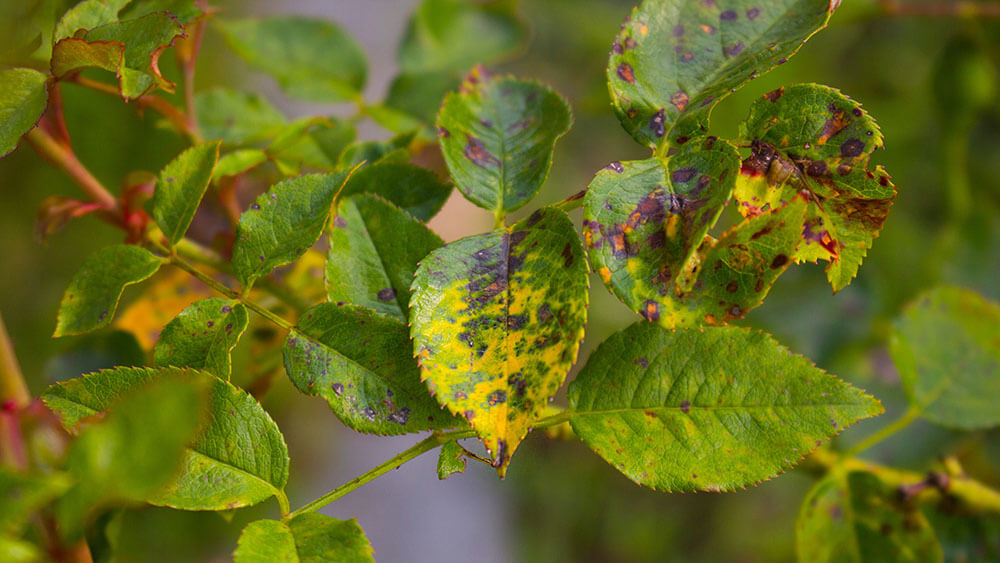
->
(890, 287, 1000, 430)
(43, 367, 290, 511)
(216, 16, 366, 103)
(53, 0, 130, 42)
(283, 304, 461, 435)
(735, 84, 895, 291)
(797, 471, 942, 562)
(410, 207, 589, 474)
(54, 377, 208, 540)
(437, 440, 467, 479)
(153, 140, 221, 245)
(0, 469, 71, 535)
(338, 161, 451, 222)
(235, 514, 374, 563)
(0, 67, 48, 158)
(53, 12, 186, 99)
(232, 171, 351, 291)
(398, 0, 527, 74)
(567, 323, 883, 492)
(195, 88, 287, 146)
(326, 194, 443, 321)
(437, 66, 572, 214)
(54, 244, 163, 337)
(609, 0, 834, 148)
(583, 138, 739, 326)
(154, 298, 249, 380)
(585, 141, 804, 327)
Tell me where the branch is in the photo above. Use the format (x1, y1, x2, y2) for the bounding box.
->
(26, 128, 120, 215)
(68, 75, 200, 142)
(0, 311, 30, 407)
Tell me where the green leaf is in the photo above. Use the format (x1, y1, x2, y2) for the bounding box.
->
(153, 140, 221, 245)
(195, 88, 287, 146)
(410, 207, 589, 474)
(53, 0, 131, 42)
(326, 194, 443, 321)
(267, 116, 356, 172)
(583, 138, 739, 326)
(216, 16, 367, 103)
(608, 0, 834, 148)
(436, 66, 572, 214)
(54, 244, 163, 337)
(0, 469, 71, 535)
(567, 323, 883, 492)
(154, 298, 249, 380)
(437, 440, 467, 480)
(54, 377, 209, 540)
(797, 471, 942, 562)
(336, 132, 415, 170)
(735, 84, 896, 291)
(235, 514, 374, 563)
(0, 67, 48, 158)
(890, 287, 1000, 430)
(284, 304, 461, 435)
(118, 0, 203, 25)
(53, 12, 186, 99)
(337, 161, 451, 223)
(923, 505, 1000, 563)
(215, 149, 268, 179)
(398, 0, 526, 74)
(385, 70, 461, 125)
(0, 535, 42, 562)
(43, 367, 290, 511)
(232, 171, 352, 291)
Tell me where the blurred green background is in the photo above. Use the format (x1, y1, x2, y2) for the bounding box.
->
(2, 0, 999, 561)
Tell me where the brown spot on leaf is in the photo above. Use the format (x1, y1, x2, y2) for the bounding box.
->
(723, 43, 745, 57)
(649, 109, 667, 137)
(641, 299, 660, 322)
(770, 254, 789, 269)
(377, 288, 396, 303)
(764, 87, 784, 103)
(606, 161, 624, 173)
(672, 167, 697, 184)
(746, 7, 761, 19)
(818, 109, 850, 144)
(840, 138, 864, 158)
(720, 9, 737, 20)
(726, 280, 738, 293)
(680, 400, 691, 414)
(617, 62, 635, 84)
(464, 135, 501, 168)
(670, 91, 689, 111)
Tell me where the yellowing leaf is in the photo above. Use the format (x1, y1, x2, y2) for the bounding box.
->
(410, 207, 588, 475)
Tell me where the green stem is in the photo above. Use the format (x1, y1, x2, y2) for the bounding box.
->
(493, 211, 506, 230)
(843, 406, 920, 458)
(285, 410, 573, 519)
(152, 241, 295, 331)
(0, 311, 30, 407)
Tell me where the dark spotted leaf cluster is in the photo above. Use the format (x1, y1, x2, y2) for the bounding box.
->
(608, 0, 834, 148)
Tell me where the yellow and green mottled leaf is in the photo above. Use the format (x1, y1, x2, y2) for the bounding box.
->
(608, 0, 834, 148)
(410, 207, 588, 475)
(735, 84, 896, 291)
(234, 514, 374, 563)
(216, 16, 367, 103)
(54, 244, 163, 337)
(152, 140, 221, 245)
(43, 367, 290, 512)
(436, 66, 572, 214)
(0, 67, 47, 158)
(585, 139, 804, 327)
(568, 323, 883, 492)
(153, 298, 249, 380)
(326, 194, 443, 321)
(797, 471, 943, 562)
(283, 304, 462, 435)
(232, 171, 352, 291)
(890, 287, 1000, 430)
